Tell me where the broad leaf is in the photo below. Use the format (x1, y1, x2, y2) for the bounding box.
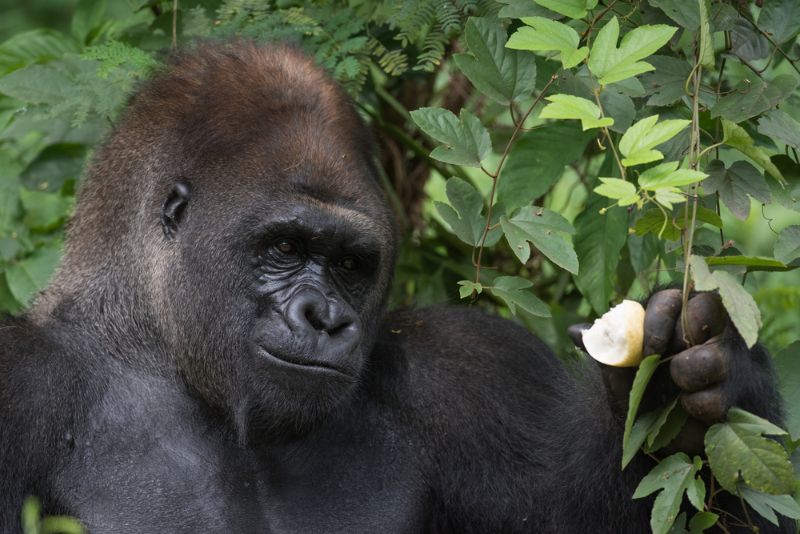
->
(454, 17, 537, 104)
(688, 511, 718, 532)
(706, 256, 791, 272)
(641, 56, 692, 107)
(500, 206, 578, 273)
(730, 16, 769, 61)
(507, 17, 588, 69)
(774, 225, 800, 265)
(633, 453, 701, 534)
(618, 115, 690, 167)
(697, 0, 714, 69)
(623, 354, 661, 460)
(19, 188, 73, 232)
(4, 246, 62, 306)
(0, 29, 78, 76)
(490, 276, 550, 317)
(649, 0, 699, 29)
(775, 341, 800, 440)
(594, 178, 637, 202)
(539, 94, 614, 131)
(600, 90, 635, 133)
(497, 122, 596, 212)
(741, 487, 800, 526)
(410, 107, 491, 167)
(638, 161, 706, 190)
(705, 418, 795, 494)
(587, 17, 678, 86)
(690, 256, 761, 348)
(533, 0, 598, 19)
(721, 119, 784, 184)
(457, 280, 482, 298)
(435, 178, 502, 246)
(711, 75, 798, 124)
(646, 401, 688, 453)
(623, 410, 662, 469)
(757, 0, 800, 44)
(573, 192, 628, 314)
(758, 109, 800, 152)
(704, 160, 771, 220)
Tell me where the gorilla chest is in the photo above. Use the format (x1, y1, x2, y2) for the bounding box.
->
(53, 385, 425, 533)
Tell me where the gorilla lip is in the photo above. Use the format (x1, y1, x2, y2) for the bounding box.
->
(255, 345, 355, 379)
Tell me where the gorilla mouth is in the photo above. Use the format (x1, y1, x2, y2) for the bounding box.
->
(255, 345, 355, 379)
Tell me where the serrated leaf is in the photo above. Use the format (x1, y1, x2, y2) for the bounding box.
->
(638, 161, 706, 190)
(539, 94, 614, 130)
(0, 29, 78, 76)
(587, 17, 678, 86)
(703, 160, 771, 220)
(454, 17, 537, 104)
(619, 115, 690, 167)
(500, 206, 578, 273)
(774, 225, 800, 264)
(498, 123, 596, 212)
(721, 119, 785, 184)
(489, 276, 550, 317)
(410, 107, 491, 167)
(690, 256, 762, 347)
(726, 407, 789, 437)
(641, 56, 693, 106)
(435, 178, 501, 246)
(757, 0, 800, 44)
(507, 17, 588, 69)
(741, 487, 800, 526)
(623, 354, 661, 462)
(457, 280, 482, 298)
(758, 109, 800, 152)
(633, 453, 699, 534)
(533, 0, 598, 19)
(711, 75, 799, 124)
(705, 420, 795, 494)
(573, 193, 628, 314)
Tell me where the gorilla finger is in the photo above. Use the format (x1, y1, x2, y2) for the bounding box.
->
(671, 293, 725, 351)
(680, 387, 729, 425)
(567, 323, 591, 351)
(670, 341, 727, 392)
(643, 289, 682, 356)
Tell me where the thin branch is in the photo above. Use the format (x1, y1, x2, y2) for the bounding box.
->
(172, 0, 178, 50)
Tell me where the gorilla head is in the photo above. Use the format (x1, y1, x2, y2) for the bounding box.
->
(40, 41, 397, 440)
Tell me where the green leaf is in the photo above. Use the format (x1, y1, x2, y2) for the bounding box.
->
(775, 341, 800, 438)
(0, 29, 78, 76)
(726, 407, 789, 437)
(619, 115, 690, 167)
(721, 119, 785, 184)
(634, 206, 721, 240)
(623, 354, 661, 462)
(71, 0, 107, 44)
(507, 17, 589, 69)
(19, 188, 73, 232)
(633, 453, 699, 534)
(758, 109, 800, 152)
(600, 90, 635, 133)
(774, 226, 800, 264)
(435, 178, 501, 246)
(649, 0, 699, 29)
(489, 276, 551, 317)
(623, 410, 662, 469)
(457, 280, 482, 298)
(697, 0, 714, 69)
(641, 56, 693, 107)
(705, 420, 795, 494)
(638, 161, 706, 190)
(706, 256, 791, 271)
(757, 0, 800, 44)
(533, 0, 598, 19)
(741, 487, 800, 526)
(539, 94, 614, 131)
(573, 193, 628, 314)
(4, 246, 62, 306)
(703, 160, 771, 220)
(587, 17, 678, 86)
(500, 206, 578, 273)
(594, 177, 636, 200)
(497, 123, 596, 212)
(711, 75, 799, 124)
(410, 107, 491, 167)
(688, 511, 718, 533)
(646, 401, 689, 453)
(690, 256, 762, 348)
(20, 143, 88, 191)
(454, 17, 537, 104)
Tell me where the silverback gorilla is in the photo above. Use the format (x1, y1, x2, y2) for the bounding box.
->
(0, 41, 790, 533)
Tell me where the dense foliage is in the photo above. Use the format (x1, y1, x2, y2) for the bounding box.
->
(1, 0, 799, 532)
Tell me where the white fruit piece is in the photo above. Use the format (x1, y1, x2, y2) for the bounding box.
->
(582, 300, 646, 367)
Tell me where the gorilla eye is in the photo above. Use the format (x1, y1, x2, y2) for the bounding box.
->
(276, 241, 296, 255)
(339, 256, 359, 271)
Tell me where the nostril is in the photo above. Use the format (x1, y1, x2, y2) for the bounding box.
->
(327, 320, 354, 338)
(304, 309, 325, 331)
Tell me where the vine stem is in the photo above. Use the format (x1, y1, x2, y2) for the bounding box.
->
(472, 74, 558, 283)
(593, 87, 626, 180)
(680, 44, 703, 343)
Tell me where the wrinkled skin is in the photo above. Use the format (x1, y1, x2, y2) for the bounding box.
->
(0, 41, 791, 533)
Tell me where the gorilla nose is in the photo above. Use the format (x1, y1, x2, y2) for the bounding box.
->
(286, 290, 359, 349)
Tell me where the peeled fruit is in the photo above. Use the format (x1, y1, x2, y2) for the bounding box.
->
(582, 300, 646, 367)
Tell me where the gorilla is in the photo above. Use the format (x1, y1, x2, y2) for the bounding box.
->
(0, 41, 791, 533)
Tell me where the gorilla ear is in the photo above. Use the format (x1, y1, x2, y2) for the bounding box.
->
(161, 181, 191, 240)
